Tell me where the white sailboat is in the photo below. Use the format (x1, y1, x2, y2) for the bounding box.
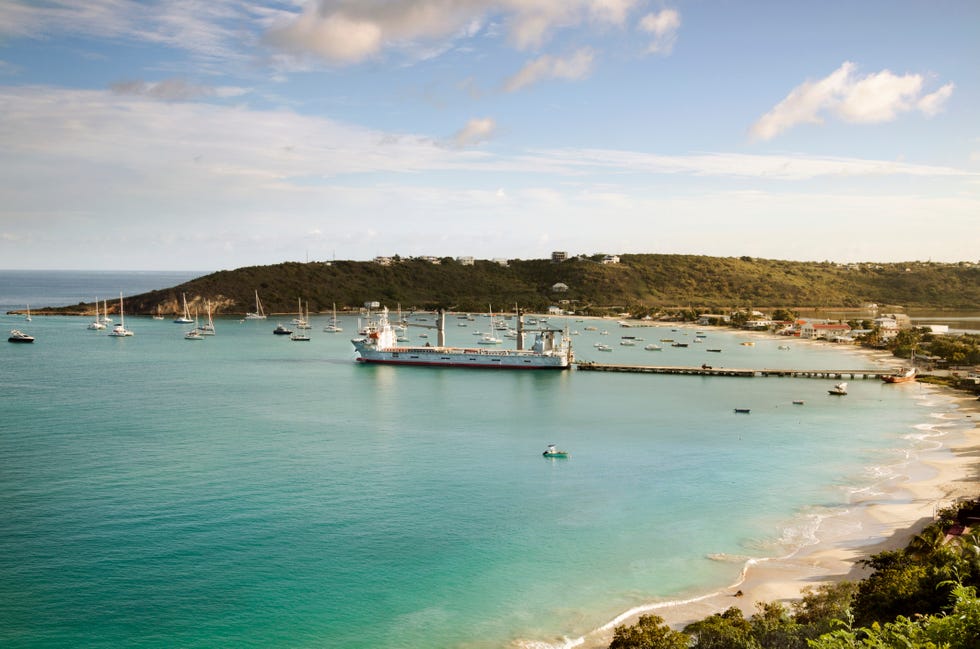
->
(87, 298, 106, 330)
(294, 299, 311, 329)
(108, 293, 133, 337)
(174, 293, 193, 324)
(245, 290, 266, 320)
(290, 299, 310, 341)
(101, 299, 112, 324)
(25, 304, 31, 322)
(197, 300, 216, 335)
(324, 303, 343, 333)
(478, 305, 502, 345)
(185, 310, 204, 340)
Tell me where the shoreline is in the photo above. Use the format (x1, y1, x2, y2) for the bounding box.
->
(567, 327, 980, 649)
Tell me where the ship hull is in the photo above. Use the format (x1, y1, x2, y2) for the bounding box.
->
(882, 375, 915, 384)
(354, 346, 570, 369)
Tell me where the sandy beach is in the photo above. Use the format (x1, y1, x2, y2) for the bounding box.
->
(576, 331, 980, 649)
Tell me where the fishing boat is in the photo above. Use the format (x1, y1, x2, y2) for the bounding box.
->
(828, 382, 847, 395)
(542, 444, 569, 458)
(8, 329, 34, 343)
(351, 304, 573, 369)
(107, 293, 134, 337)
(245, 290, 267, 320)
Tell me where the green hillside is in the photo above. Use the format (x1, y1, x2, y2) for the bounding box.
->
(34, 255, 980, 316)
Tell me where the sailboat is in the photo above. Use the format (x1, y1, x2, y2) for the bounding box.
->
(294, 299, 311, 329)
(478, 305, 502, 345)
(107, 293, 133, 336)
(245, 290, 266, 320)
(25, 304, 31, 322)
(101, 299, 112, 324)
(197, 300, 215, 335)
(174, 293, 193, 324)
(185, 310, 205, 340)
(324, 303, 343, 333)
(87, 298, 106, 330)
(290, 299, 310, 341)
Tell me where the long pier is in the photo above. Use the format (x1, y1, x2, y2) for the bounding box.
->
(575, 362, 889, 380)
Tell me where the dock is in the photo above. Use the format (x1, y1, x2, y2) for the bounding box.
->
(575, 362, 889, 380)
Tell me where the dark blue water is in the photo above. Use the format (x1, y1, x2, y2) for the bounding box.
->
(0, 270, 207, 311)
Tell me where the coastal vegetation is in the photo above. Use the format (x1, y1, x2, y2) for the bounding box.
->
(608, 499, 980, 648)
(27, 255, 980, 317)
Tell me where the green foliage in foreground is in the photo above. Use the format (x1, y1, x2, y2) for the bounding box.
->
(607, 500, 980, 649)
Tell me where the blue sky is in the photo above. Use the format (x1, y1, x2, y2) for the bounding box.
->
(0, 0, 977, 270)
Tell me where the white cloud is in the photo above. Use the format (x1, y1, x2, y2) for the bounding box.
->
(503, 48, 595, 92)
(110, 78, 250, 101)
(526, 148, 975, 180)
(750, 62, 955, 140)
(917, 82, 955, 117)
(449, 117, 497, 148)
(266, 0, 640, 64)
(638, 8, 680, 54)
(1, 86, 976, 269)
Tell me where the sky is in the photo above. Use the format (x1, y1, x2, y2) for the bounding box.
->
(0, 0, 977, 271)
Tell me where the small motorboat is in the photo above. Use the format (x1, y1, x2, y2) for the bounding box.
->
(792, 400, 805, 405)
(542, 444, 569, 458)
(828, 382, 848, 396)
(8, 329, 34, 343)
(273, 323, 293, 335)
(733, 408, 750, 414)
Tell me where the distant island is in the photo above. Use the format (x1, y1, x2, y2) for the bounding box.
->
(25, 254, 980, 317)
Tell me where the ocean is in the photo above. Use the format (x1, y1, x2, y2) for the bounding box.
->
(0, 271, 970, 648)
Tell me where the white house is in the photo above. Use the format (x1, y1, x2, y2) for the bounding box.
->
(799, 322, 852, 340)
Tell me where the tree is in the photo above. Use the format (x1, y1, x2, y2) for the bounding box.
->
(609, 614, 689, 649)
(683, 606, 755, 648)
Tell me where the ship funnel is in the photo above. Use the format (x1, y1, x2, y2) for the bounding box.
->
(437, 309, 446, 347)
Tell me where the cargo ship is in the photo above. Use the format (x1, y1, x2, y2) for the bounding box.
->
(351, 304, 573, 369)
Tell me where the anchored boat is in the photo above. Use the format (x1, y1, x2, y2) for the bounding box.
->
(542, 444, 569, 458)
(351, 304, 573, 369)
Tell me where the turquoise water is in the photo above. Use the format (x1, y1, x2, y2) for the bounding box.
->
(0, 275, 965, 648)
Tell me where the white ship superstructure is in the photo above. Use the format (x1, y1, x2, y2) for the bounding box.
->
(351, 304, 572, 369)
